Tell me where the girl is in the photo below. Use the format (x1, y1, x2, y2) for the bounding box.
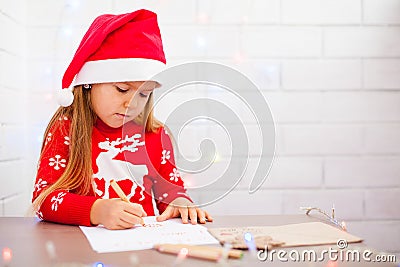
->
(32, 9, 212, 230)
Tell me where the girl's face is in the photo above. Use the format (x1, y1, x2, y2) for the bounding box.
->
(90, 81, 157, 128)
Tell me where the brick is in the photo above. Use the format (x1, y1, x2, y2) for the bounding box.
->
(162, 25, 239, 58)
(282, 0, 361, 24)
(180, 158, 242, 191)
(3, 193, 30, 216)
(238, 156, 323, 189)
(0, 91, 26, 124)
(0, 0, 26, 23)
(365, 124, 400, 154)
(325, 27, 400, 57)
(201, 91, 273, 125)
(27, 26, 86, 60)
(114, 0, 195, 25)
(0, 53, 26, 90)
(282, 189, 364, 220)
(199, 189, 283, 215)
(203, 124, 249, 157)
(364, 0, 400, 24)
(28, 0, 113, 27)
(0, 14, 25, 55)
(198, 0, 280, 24)
(27, 93, 59, 125)
(365, 189, 400, 219)
(221, 59, 281, 91)
(322, 92, 400, 122)
(364, 59, 400, 90)
(325, 157, 400, 188)
(264, 92, 323, 122)
(26, 59, 66, 93)
(242, 26, 322, 57)
(280, 124, 364, 155)
(0, 125, 26, 161)
(282, 59, 361, 90)
(173, 124, 210, 160)
(0, 161, 24, 198)
(347, 221, 400, 253)
(153, 87, 208, 123)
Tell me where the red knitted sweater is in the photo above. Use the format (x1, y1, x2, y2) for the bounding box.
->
(32, 116, 191, 226)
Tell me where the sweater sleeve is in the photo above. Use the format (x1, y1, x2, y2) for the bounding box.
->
(152, 127, 192, 214)
(32, 116, 98, 226)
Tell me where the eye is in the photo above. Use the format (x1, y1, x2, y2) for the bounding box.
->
(116, 86, 129, 93)
(139, 92, 149, 98)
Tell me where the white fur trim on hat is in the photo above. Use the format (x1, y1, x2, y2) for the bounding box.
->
(74, 58, 166, 86)
(57, 86, 74, 107)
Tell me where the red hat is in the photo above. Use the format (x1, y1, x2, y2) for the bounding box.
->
(58, 9, 166, 107)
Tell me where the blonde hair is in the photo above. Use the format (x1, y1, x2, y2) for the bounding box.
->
(32, 84, 162, 212)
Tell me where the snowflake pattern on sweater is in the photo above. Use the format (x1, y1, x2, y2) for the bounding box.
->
(32, 117, 191, 226)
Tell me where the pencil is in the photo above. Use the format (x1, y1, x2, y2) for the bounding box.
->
(154, 244, 243, 261)
(110, 179, 144, 225)
(110, 179, 130, 202)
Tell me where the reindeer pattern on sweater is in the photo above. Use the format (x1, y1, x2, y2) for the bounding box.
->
(32, 117, 191, 226)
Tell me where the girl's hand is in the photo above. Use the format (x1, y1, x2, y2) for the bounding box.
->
(156, 197, 213, 224)
(90, 198, 147, 230)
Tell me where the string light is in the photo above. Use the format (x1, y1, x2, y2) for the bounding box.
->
(233, 51, 246, 64)
(213, 152, 221, 163)
(2, 247, 12, 264)
(93, 262, 104, 267)
(196, 36, 206, 49)
(65, 0, 80, 9)
(44, 67, 52, 75)
(197, 13, 209, 24)
(62, 27, 73, 37)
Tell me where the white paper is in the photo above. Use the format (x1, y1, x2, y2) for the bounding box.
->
(79, 216, 219, 253)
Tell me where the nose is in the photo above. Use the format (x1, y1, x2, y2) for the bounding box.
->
(124, 91, 138, 109)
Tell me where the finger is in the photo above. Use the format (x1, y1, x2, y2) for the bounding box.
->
(196, 208, 206, 224)
(130, 203, 147, 217)
(106, 223, 125, 230)
(204, 210, 213, 222)
(123, 202, 146, 217)
(172, 208, 181, 218)
(118, 218, 136, 229)
(156, 206, 174, 222)
(121, 211, 145, 226)
(188, 206, 197, 225)
(179, 206, 189, 224)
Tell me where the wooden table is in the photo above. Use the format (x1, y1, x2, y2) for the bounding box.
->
(0, 215, 397, 266)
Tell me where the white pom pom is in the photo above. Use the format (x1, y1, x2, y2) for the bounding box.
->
(57, 87, 74, 107)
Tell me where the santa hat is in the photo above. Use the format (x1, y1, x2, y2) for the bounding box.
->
(58, 9, 166, 107)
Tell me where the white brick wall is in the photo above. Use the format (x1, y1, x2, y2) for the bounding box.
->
(325, 157, 400, 188)
(281, 0, 362, 25)
(282, 60, 362, 90)
(324, 27, 400, 57)
(364, 0, 400, 25)
(242, 26, 322, 57)
(0, 0, 398, 256)
(364, 59, 400, 90)
(0, 0, 28, 216)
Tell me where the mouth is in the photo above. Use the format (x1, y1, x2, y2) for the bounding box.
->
(115, 113, 130, 119)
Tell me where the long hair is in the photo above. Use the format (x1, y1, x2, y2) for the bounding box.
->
(32, 84, 162, 212)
